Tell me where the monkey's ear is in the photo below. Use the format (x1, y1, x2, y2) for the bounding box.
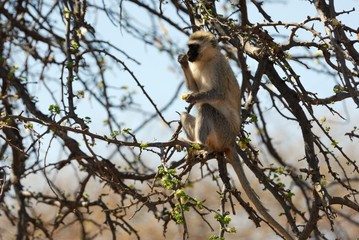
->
(218, 36, 230, 43)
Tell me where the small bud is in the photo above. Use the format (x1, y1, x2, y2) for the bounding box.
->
(320, 117, 326, 123)
(181, 93, 189, 100)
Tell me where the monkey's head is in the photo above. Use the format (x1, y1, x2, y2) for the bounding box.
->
(187, 31, 218, 62)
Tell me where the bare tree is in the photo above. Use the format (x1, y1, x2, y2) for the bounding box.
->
(0, 0, 358, 239)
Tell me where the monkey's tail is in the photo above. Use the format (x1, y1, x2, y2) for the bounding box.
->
(226, 147, 294, 240)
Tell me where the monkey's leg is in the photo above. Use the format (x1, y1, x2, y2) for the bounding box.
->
(180, 112, 196, 142)
(180, 112, 208, 160)
(197, 104, 234, 152)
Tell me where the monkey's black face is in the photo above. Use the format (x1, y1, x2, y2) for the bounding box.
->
(187, 43, 200, 62)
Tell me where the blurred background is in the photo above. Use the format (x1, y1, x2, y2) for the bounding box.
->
(0, 0, 359, 239)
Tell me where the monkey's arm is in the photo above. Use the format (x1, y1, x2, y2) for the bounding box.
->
(185, 68, 226, 104)
(185, 88, 225, 104)
(178, 54, 198, 92)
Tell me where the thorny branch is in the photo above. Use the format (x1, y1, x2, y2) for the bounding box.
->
(0, 0, 358, 239)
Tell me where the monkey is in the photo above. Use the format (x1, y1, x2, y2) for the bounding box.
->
(178, 31, 241, 152)
(178, 31, 294, 240)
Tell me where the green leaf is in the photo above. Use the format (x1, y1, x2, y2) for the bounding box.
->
(196, 200, 203, 210)
(249, 114, 258, 123)
(227, 227, 236, 233)
(209, 235, 216, 240)
(158, 165, 165, 175)
(175, 189, 186, 198)
(140, 143, 148, 149)
(77, 90, 85, 99)
(48, 104, 60, 114)
(71, 40, 79, 51)
(103, 135, 110, 143)
(275, 166, 285, 174)
(214, 213, 221, 221)
(11, 65, 19, 71)
(121, 128, 132, 134)
(24, 123, 33, 130)
(66, 61, 74, 68)
(191, 143, 201, 150)
(82, 192, 90, 199)
(277, 182, 286, 189)
(223, 215, 231, 225)
(285, 191, 295, 199)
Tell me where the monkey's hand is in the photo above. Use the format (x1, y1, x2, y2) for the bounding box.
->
(178, 54, 189, 67)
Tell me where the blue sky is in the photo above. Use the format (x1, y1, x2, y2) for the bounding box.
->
(88, 0, 359, 143)
(18, 0, 359, 166)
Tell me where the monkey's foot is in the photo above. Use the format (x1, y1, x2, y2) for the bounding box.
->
(188, 150, 217, 163)
(192, 149, 208, 160)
